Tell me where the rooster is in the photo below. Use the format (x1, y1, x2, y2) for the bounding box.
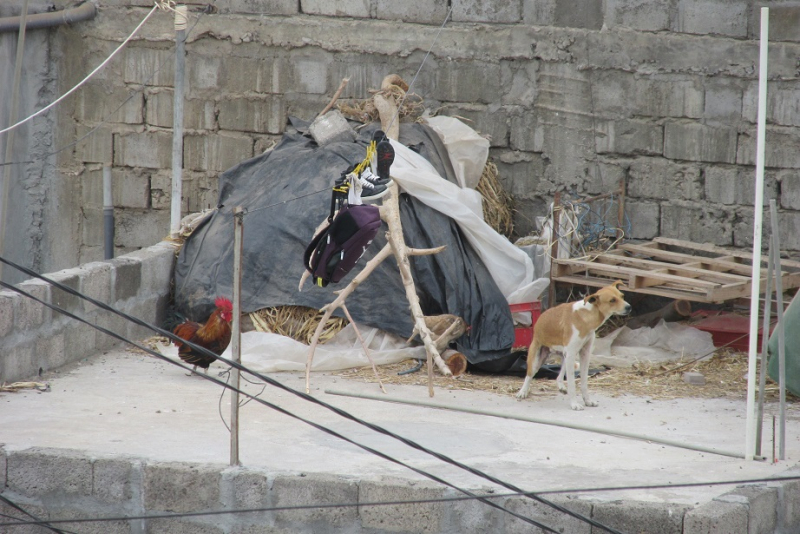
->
(172, 297, 233, 374)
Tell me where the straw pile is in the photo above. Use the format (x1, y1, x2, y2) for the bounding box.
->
(249, 306, 347, 345)
(476, 161, 514, 238)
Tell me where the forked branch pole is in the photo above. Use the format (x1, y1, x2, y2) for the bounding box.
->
(302, 184, 451, 395)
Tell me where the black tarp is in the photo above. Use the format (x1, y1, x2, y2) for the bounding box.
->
(173, 120, 515, 365)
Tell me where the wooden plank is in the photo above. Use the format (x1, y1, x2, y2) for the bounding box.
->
(618, 243, 755, 276)
(553, 259, 720, 288)
(552, 274, 714, 302)
(653, 237, 800, 270)
(593, 252, 749, 284)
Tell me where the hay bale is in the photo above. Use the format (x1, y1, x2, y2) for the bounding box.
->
(249, 306, 348, 345)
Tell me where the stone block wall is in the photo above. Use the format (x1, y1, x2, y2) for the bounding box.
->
(1, 446, 798, 533)
(42, 0, 800, 267)
(0, 240, 176, 383)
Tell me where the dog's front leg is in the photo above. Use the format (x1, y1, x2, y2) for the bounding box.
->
(579, 337, 598, 407)
(562, 348, 582, 410)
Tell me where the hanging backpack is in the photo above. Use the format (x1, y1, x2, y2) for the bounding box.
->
(303, 202, 382, 287)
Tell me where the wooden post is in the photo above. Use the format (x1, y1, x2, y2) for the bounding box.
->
(230, 206, 244, 466)
(548, 192, 561, 308)
(616, 176, 626, 241)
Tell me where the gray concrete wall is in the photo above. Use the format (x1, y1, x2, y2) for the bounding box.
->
(3, 0, 800, 281)
(0, 240, 176, 383)
(0, 446, 798, 533)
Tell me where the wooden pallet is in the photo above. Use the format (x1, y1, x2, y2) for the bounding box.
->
(552, 237, 800, 303)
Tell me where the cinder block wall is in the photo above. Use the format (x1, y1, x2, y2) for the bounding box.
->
(1, 446, 799, 533)
(0, 241, 176, 383)
(46, 0, 800, 266)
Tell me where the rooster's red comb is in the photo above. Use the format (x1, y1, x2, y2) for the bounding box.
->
(215, 297, 233, 311)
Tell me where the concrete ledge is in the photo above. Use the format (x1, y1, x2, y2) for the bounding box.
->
(0, 240, 178, 383)
(0, 446, 797, 533)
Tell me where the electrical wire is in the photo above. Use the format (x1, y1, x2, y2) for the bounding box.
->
(0, 494, 78, 534)
(0, 3, 161, 138)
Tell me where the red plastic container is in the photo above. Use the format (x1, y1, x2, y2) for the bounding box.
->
(690, 310, 772, 352)
(510, 301, 542, 350)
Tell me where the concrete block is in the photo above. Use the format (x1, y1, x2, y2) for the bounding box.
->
(50, 508, 131, 534)
(94, 309, 128, 351)
(509, 112, 539, 152)
(222, 0, 298, 15)
(492, 150, 547, 198)
(376, 0, 449, 23)
(595, 119, 663, 156)
(585, 159, 627, 197)
(766, 5, 800, 42)
(359, 478, 445, 533)
(592, 500, 689, 534)
(440, 105, 509, 148)
(76, 124, 113, 164)
(0, 445, 5, 488)
(114, 131, 173, 169)
(308, 110, 356, 146)
(684, 499, 748, 533)
(452, 0, 522, 23)
(0, 501, 51, 534)
(664, 122, 737, 163)
(779, 170, 800, 210)
(114, 209, 171, 249)
(7, 448, 93, 498)
(300, 0, 370, 18)
(47, 269, 82, 317)
(81, 207, 105, 248)
(683, 371, 706, 385)
(441, 487, 504, 533)
(776, 477, 800, 532)
(76, 83, 143, 124)
(288, 49, 331, 95)
(111, 256, 142, 302)
(217, 55, 288, 95)
(719, 485, 778, 534)
(184, 132, 254, 173)
(64, 321, 98, 360)
(624, 200, 660, 240)
(637, 78, 704, 119)
(661, 202, 733, 246)
(146, 518, 224, 534)
(704, 80, 744, 121)
(222, 467, 269, 509)
(604, 0, 671, 31)
(123, 241, 177, 298)
(554, 0, 603, 28)
(505, 494, 592, 534)
(776, 211, 800, 252)
(0, 290, 17, 338)
(704, 166, 778, 207)
(272, 473, 358, 526)
(744, 82, 800, 128)
(93, 457, 136, 503)
(628, 157, 702, 201)
(123, 46, 174, 87)
(0, 342, 35, 383)
(82, 168, 106, 209)
(523, 0, 555, 24)
(737, 129, 800, 169)
(143, 462, 222, 513)
(676, 0, 748, 38)
(15, 279, 50, 329)
(110, 168, 150, 209)
(218, 97, 287, 135)
(502, 62, 538, 107)
(36, 332, 67, 372)
(145, 88, 173, 128)
(149, 171, 171, 210)
(79, 261, 113, 313)
(432, 60, 504, 105)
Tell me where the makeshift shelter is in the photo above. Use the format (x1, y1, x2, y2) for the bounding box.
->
(173, 117, 538, 368)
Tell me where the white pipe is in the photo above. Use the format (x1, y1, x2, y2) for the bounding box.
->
(103, 166, 114, 260)
(745, 7, 769, 461)
(170, 5, 187, 236)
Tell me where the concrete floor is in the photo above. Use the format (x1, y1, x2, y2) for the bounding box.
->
(1, 347, 799, 508)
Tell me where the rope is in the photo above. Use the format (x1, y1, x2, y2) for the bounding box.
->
(0, 3, 162, 137)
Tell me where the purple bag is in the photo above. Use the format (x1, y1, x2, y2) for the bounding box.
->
(303, 203, 382, 287)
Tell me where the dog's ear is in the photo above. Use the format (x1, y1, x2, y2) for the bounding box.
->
(612, 280, 624, 290)
(586, 295, 597, 304)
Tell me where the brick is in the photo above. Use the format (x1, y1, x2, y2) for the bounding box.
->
(737, 129, 800, 169)
(376, 0, 449, 23)
(272, 474, 358, 526)
(664, 122, 737, 163)
(115, 208, 171, 249)
(661, 202, 733, 246)
(719, 485, 778, 534)
(7, 448, 93, 497)
(604, 0, 671, 31)
(628, 157, 702, 200)
(184, 132, 254, 173)
(15, 279, 50, 329)
(554, 0, 602, 29)
(123, 46, 174, 86)
(75, 83, 143, 124)
(144, 462, 222, 513)
(359, 478, 445, 533)
(595, 119, 663, 156)
(505, 494, 592, 534)
(676, 0, 748, 38)
(114, 130, 173, 169)
(76, 124, 113, 164)
(592, 500, 690, 534)
(625, 200, 660, 240)
(301, 0, 370, 18)
(704, 166, 778, 206)
(0, 290, 17, 337)
(111, 256, 142, 301)
(218, 97, 286, 134)
(684, 499, 748, 534)
(452, 0, 522, 23)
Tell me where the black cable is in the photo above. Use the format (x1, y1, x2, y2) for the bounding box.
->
(0, 276, 563, 533)
(0, 494, 79, 534)
(0, 255, 623, 533)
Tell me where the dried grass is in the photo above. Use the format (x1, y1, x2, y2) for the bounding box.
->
(334, 349, 799, 403)
(338, 85, 426, 125)
(476, 161, 514, 238)
(249, 306, 348, 345)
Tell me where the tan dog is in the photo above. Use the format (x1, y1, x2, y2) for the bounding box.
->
(516, 281, 631, 410)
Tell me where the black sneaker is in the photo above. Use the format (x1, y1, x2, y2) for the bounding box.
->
(376, 139, 395, 182)
(356, 173, 388, 200)
(360, 167, 391, 186)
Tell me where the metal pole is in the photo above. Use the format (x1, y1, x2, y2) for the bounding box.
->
(325, 389, 761, 460)
(769, 200, 786, 460)
(170, 5, 187, 236)
(0, 0, 30, 280)
(230, 206, 244, 466)
(755, 238, 773, 457)
(745, 6, 769, 461)
(103, 166, 114, 259)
